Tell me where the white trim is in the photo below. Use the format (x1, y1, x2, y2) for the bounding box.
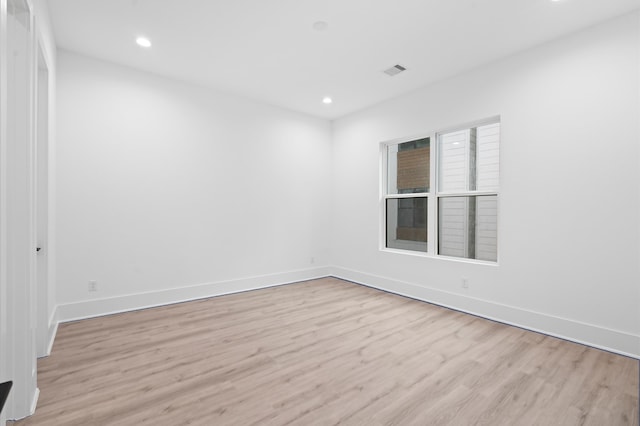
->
(437, 190, 498, 197)
(384, 192, 429, 199)
(0, 0, 8, 423)
(331, 266, 640, 359)
(29, 388, 38, 417)
(57, 266, 332, 323)
(2, 0, 40, 420)
(380, 247, 499, 266)
(385, 239, 427, 253)
(34, 33, 51, 360)
(43, 308, 57, 357)
(378, 142, 386, 252)
(51, 266, 640, 359)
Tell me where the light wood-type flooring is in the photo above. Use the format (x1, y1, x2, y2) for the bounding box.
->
(14, 278, 639, 425)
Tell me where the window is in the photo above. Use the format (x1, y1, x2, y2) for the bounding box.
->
(385, 138, 430, 252)
(382, 119, 500, 262)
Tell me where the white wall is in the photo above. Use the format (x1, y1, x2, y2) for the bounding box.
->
(56, 51, 332, 319)
(331, 12, 640, 357)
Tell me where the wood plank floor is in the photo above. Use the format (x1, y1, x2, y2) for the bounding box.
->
(14, 278, 639, 425)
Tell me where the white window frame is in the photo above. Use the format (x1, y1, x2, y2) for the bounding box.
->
(380, 116, 500, 264)
(380, 135, 433, 254)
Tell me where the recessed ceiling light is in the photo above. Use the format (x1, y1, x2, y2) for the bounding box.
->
(313, 21, 329, 31)
(322, 96, 332, 105)
(136, 37, 152, 48)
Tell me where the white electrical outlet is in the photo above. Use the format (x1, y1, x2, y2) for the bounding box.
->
(462, 278, 469, 289)
(88, 280, 97, 292)
(310, 257, 315, 264)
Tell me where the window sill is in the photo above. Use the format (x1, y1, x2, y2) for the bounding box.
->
(380, 247, 499, 266)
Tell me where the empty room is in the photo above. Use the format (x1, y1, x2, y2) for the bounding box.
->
(1, 0, 639, 425)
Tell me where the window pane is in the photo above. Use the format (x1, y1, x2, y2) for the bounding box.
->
(386, 197, 427, 252)
(439, 123, 500, 193)
(387, 138, 430, 195)
(438, 130, 470, 192)
(438, 195, 497, 261)
(476, 123, 500, 192)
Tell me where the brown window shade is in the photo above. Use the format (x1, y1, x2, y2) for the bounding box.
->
(397, 147, 429, 192)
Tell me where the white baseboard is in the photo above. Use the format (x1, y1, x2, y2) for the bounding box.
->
(331, 266, 640, 359)
(12, 387, 40, 421)
(51, 265, 639, 359)
(29, 388, 39, 416)
(57, 266, 332, 323)
(45, 311, 58, 356)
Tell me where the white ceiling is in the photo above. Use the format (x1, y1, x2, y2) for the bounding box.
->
(48, 0, 640, 120)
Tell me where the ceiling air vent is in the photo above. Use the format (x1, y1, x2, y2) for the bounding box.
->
(384, 64, 407, 77)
